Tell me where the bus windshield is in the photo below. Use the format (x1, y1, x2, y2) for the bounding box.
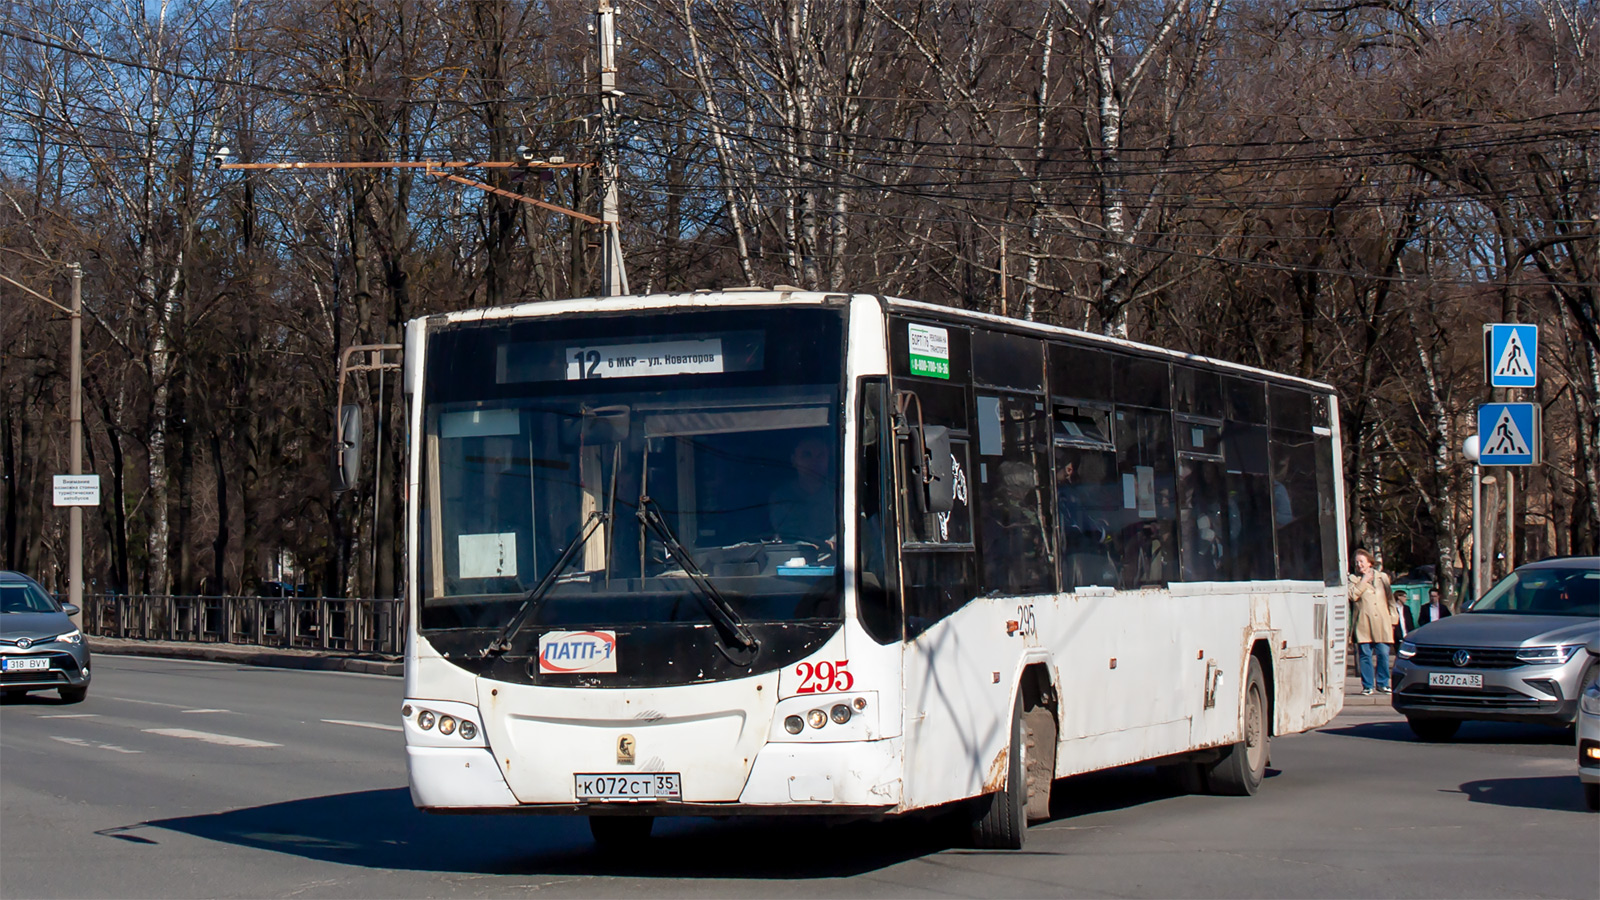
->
(418, 306, 846, 632)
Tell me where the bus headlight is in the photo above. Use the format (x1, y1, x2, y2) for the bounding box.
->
(806, 709, 827, 729)
(784, 715, 804, 734)
(418, 709, 436, 730)
(438, 715, 457, 735)
(459, 720, 478, 740)
(831, 704, 852, 724)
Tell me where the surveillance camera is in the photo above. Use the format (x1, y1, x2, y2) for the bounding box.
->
(210, 146, 231, 168)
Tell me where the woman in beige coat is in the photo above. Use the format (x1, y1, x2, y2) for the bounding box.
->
(1348, 549, 1397, 694)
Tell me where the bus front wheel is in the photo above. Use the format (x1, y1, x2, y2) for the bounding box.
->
(969, 695, 1028, 849)
(588, 815, 653, 849)
(1207, 656, 1268, 796)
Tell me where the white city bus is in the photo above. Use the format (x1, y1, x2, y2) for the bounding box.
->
(388, 290, 1347, 849)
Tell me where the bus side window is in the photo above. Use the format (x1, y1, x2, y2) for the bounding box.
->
(973, 392, 1055, 595)
(1053, 406, 1120, 590)
(1112, 407, 1177, 589)
(1269, 385, 1324, 581)
(1221, 421, 1275, 581)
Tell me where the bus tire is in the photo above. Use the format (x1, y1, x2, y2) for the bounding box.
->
(1207, 656, 1268, 796)
(588, 815, 653, 849)
(969, 694, 1027, 849)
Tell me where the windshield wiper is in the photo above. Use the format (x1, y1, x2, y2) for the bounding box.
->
(482, 509, 609, 657)
(636, 495, 760, 666)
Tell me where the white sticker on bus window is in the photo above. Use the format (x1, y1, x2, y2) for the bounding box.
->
(565, 339, 723, 380)
(1122, 473, 1137, 509)
(458, 532, 517, 579)
(539, 631, 618, 674)
(1136, 466, 1156, 518)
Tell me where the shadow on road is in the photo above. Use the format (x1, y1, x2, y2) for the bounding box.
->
(1454, 775, 1590, 813)
(124, 764, 1216, 876)
(1319, 718, 1575, 746)
(131, 788, 960, 877)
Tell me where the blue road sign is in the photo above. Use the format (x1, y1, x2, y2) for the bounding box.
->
(1485, 323, 1537, 387)
(1477, 403, 1540, 466)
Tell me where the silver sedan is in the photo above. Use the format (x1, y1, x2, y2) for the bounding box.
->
(0, 570, 91, 703)
(1391, 557, 1599, 741)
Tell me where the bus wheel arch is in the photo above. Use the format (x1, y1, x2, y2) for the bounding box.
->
(1019, 662, 1058, 823)
(1249, 639, 1276, 739)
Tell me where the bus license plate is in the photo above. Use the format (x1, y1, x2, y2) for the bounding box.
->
(2, 657, 49, 671)
(1429, 672, 1482, 689)
(576, 773, 681, 801)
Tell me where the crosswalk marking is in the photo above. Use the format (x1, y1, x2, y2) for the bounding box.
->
(181, 708, 233, 714)
(143, 727, 281, 748)
(39, 713, 99, 719)
(52, 735, 141, 754)
(321, 718, 402, 732)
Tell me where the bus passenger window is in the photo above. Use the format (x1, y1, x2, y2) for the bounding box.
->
(1053, 406, 1120, 590)
(974, 393, 1054, 595)
(1113, 409, 1177, 588)
(1270, 429, 1322, 580)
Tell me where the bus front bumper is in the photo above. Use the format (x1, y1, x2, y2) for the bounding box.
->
(407, 737, 903, 813)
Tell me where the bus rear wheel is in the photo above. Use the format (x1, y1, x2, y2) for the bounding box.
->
(1207, 656, 1268, 796)
(588, 815, 653, 850)
(969, 694, 1028, 849)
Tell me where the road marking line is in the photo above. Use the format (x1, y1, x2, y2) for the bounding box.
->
(181, 708, 233, 714)
(143, 727, 281, 748)
(39, 713, 100, 718)
(107, 696, 191, 709)
(321, 718, 402, 732)
(51, 735, 141, 754)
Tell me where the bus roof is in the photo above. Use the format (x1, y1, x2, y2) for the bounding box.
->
(424, 290, 1336, 395)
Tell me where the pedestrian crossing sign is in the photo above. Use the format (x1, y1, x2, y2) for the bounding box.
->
(1484, 324, 1537, 387)
(1477, 403, 1540, 466)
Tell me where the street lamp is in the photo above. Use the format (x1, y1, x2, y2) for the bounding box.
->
(0, 264, 84, 624)
(1462, 434, 1482, 603)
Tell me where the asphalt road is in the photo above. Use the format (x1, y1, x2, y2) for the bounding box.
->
(2, 655, 1595, 899)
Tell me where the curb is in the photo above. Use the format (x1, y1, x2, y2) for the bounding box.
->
(89, 637, 402, 677)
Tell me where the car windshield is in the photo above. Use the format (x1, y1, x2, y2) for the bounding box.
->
(1465, 566, 1599, 617)
(1, 581, 59, 614)
(418, 306, 846, 632)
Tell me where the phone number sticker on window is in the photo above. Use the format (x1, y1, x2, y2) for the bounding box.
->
(566, 339, 724, 380)
(907, 323, 950, 380)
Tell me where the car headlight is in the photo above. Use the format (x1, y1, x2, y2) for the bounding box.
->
(1397, 641, 1417, 659)
(1514, 644, 1582, 666)
(51, 629, 82, 645)
(1581, 680, 1600, 717)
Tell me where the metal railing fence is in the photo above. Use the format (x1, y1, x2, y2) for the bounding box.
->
(81, 593, 405, 656)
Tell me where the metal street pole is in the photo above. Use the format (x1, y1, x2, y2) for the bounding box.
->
(1463, 434, 1482, 604)
(69, 264, 83, 624)
(598, 0, 628, 296)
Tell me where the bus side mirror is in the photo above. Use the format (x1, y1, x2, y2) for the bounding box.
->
(333, 404, 362, 494)
(921, 425, 954, 514)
